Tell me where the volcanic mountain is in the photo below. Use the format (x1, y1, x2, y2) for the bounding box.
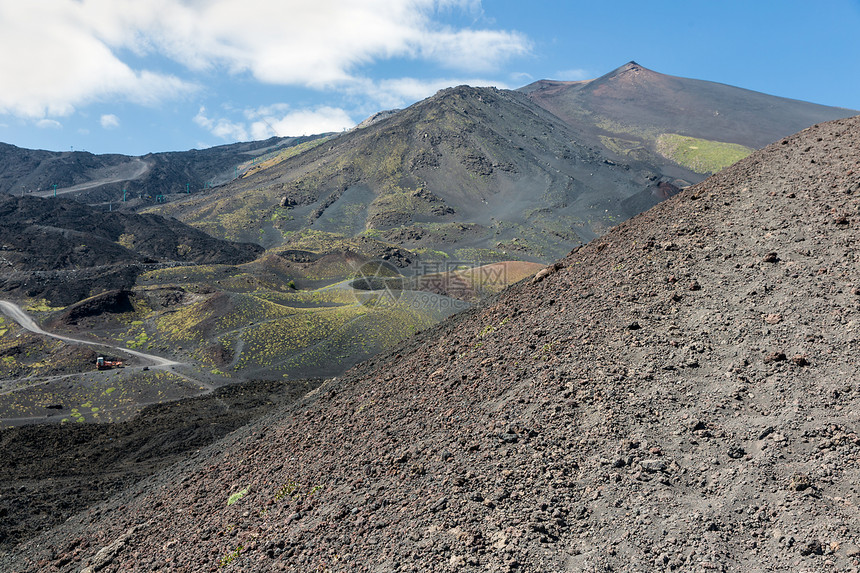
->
(7, 113, 858, 571)
(522, 61, 852, 150)
(0, 63, 852, 266)
(0, 194, 263, 304)
(0, 135, 324, 205)
(151, 63, 856, 263)
(521, 61, 857, 216)
(152, 84, 637, 261)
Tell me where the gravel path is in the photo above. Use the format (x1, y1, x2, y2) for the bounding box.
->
(0, 300, 213, 392)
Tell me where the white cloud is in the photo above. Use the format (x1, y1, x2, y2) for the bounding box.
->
(418, 28, 530, 72)
(0, 1, 196, 118)
(193, 106, 249, 141)
(196, 104, 354, 141)
(36, 119, 63, 129)
(250, 107, 355, 139)
(0, 0, 529, 120)
(556, 68, 591, 81)
(510, 72, 533, 83)
(244, 104, 292, 121)
(350, 76, 511, 110)
(100, 114, 120, 129)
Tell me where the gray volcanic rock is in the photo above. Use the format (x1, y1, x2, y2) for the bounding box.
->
(0, 195, 263, 304)
(5, 117, 860, 571)
(0, 135, 325, 204)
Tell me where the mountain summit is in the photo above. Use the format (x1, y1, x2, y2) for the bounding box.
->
(151, 63, 855, 263)
(524, 61, 855, 149)
(9, 113, 859, 571)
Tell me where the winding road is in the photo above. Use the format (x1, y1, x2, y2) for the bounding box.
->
(0, 300, 213, 391)
(31, 158, 151, 198)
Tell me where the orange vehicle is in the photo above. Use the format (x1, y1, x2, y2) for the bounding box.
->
(96, 356, 124, 370)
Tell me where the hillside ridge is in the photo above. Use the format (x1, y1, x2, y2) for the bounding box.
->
(7, 115, 858, 571)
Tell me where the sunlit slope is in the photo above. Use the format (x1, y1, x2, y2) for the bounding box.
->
(149, 85, 674, 262)
(522, 61, 856, 175)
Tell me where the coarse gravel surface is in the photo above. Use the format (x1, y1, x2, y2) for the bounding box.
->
(4, 116, 860, 572)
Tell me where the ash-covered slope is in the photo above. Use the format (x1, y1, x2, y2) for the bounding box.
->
(8, 117, 860, 571)
(524, 61, 856, 149)
(0, 135, 323, 204)
(155, 85, 693, 260)
(0, 195, 263, 304)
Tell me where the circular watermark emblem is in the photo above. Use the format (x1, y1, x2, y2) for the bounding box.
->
(348, 259, 406, 307)
(347, 259, 473, 313)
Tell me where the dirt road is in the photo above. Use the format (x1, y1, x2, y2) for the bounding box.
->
(0, 300, 210, 386)
(30, 158, 150, 197)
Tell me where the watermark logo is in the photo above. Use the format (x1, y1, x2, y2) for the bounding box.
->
(348, 259, 507, 313)
(349, 259, 406, 308)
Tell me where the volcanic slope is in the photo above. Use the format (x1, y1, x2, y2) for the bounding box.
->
(0, 195, 264, 305)
(154, 65, 856, 264)
(7, 117, 860, 571)
(523, 62, 856, 181)
(152, 84, 692, 261)
(0, 135, 325, 205)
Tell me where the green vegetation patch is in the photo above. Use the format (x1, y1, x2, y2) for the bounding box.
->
(657, 133, 753, 174)
(243, 137, 332, 176)
(213, 293, 304, 332)
(252, 288, 355, 307)
(277, 303, 437, 374)
(0, 334, 78, 381)
(155, 297, 222, 343)
(0, 369, 202, 424)
(453, 247, 511, 264)
(227, 488, 249, 506)
(234, 305, 363, 370)
(117, 233, 136, 250)
(139, 264, 238, 283)
(598, 135, 646, 157)
(25, 299, 65, 313)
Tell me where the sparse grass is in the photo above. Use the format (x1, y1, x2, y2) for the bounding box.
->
(657, 133, 753, 174)
(25, 299, 64, 313)
(242, 137, 332, 176)
(598, 135, 646, 157)
(227, 488, 249, 506)
(219, 544, 244, 568)
(125, 329, 150, 349)
(0, 369, 200, 424)
(139, 264, 235, 283)
(413, 248, 450, 260)
(453, 247, 508, 263)
(117, 233, 135, 250)
(234, 306, 362, 370)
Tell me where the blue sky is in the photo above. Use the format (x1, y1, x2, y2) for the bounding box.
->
(1, 0, 858, 156)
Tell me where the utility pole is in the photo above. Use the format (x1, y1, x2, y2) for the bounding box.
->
(186, 183, 190, 194)
(52, 184, 57, 197)
(122, 188, 127, 202)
